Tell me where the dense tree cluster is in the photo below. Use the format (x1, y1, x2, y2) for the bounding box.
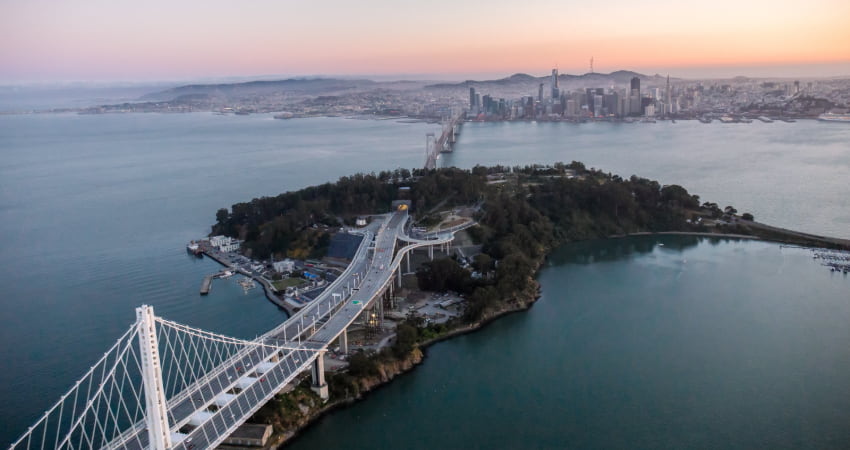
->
(213, 162, 709, 321)
(212, 168, 487, 259)
(418, 163, 705, 322)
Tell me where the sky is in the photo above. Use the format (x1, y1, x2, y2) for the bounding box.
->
(1, 0, 849, 83)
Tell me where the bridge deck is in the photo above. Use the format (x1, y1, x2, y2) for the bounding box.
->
(107, 211, 466, 450)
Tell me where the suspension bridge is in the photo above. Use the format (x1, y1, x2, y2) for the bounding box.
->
(10, 209, 469, 450)
(424, 112, 465, 170)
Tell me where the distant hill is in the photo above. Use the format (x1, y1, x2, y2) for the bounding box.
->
(140, 78, 379, 102)
(140, 71, 680, 102)
(426, 70, 672, 91)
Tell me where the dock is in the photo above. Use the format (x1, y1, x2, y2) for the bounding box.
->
(200, 275, 213, 295)
(192, 239, 298, 315)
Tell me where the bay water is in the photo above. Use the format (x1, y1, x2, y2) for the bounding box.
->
(1, 113, 848, 447)
(287, 236, 850, 450)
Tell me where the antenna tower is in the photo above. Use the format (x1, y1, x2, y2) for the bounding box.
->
(590, 57, 594, 73)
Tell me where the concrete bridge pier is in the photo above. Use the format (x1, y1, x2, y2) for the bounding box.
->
(376, 291, 385, 328)
(338, 328, 348, 355)
(429, 245, 434, 260)
(311, 355, 329, 400)
(406, 252, 411, 274)
(397, 266, 402, 287)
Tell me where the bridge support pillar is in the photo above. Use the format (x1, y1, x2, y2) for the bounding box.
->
(406, 252, 411, 274)
(311, 355, 329, 400)
(378, 293, 385, 328)
(429, 245, 433, 260)
(338, 328, 348, 355)
(397, 267, 402, 287)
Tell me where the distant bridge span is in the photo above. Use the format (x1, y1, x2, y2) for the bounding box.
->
(424, 112, 465, 170)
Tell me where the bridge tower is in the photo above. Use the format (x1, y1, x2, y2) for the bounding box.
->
(136, 305, 173, 450)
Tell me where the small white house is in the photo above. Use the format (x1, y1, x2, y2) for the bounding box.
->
(355, 216, 368, 227)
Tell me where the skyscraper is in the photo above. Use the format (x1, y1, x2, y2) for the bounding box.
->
(469, 87, 476, 110)
(551, 68, 559, 100)
(630, 77, 641, 116)
(538, 83, 544, 103)
(630, 77, 640, 97)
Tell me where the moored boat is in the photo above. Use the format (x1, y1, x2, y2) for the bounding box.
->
(818, 112, 850, 123)
(186, 242, 203, 257)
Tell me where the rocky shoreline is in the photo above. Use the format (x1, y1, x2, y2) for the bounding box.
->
(261, 258, 546, 449)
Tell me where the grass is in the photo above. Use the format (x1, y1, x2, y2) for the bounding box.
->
(272, 277, 306, 291)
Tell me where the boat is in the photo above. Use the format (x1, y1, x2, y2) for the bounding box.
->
(186, 242, 203, 257)
(219, 270, 234, 279)
(817, 112, 850, 123)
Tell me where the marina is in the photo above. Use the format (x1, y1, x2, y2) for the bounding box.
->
(193, 239, 299, 314)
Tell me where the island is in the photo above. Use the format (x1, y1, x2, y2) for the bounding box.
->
(201, 163, 849, 448)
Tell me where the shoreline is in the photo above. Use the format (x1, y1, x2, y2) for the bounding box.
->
(613, 224, 850, 251)
(198, 244, 298, 315)
(267, 257, 548, 448)
(262, 222, 850, 448)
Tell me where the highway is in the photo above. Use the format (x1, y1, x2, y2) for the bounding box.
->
(108, 209, 465, 450)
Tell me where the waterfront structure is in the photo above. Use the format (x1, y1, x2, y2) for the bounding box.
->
(210, 235, 240, 252)
(273, 259, 295, 273)
(9, 209, 473, 450)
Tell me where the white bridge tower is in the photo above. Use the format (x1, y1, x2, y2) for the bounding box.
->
(137, 305, 173, 449)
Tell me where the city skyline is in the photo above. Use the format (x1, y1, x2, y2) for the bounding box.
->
(1, 0, 849, 82)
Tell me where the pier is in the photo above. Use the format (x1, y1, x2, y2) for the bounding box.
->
(196, 240, 298, 315)
(200, 274, 213, 295)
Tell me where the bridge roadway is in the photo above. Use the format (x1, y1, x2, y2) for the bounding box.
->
(425, 112, 464, 170)
(109, 210, 462, 450)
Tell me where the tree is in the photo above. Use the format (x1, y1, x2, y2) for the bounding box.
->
(347, 351, 378, 377)
(216, 208, 229, 224)
(741, 212, 754, 221)
(472, 253, 492, 272)
(724, 206, 738, 215)
(393, 322, 418, 357)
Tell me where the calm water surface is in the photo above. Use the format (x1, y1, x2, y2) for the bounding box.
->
(1, 114, 848, 447)
(0, 113, 439, 445)
(289, 237, 850, 450)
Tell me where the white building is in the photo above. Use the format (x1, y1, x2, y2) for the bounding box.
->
(273, 259, 295, 273)
(209, 235, 240, 253)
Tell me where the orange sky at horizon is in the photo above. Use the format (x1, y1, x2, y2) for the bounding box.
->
(1, 0, 849, 81)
